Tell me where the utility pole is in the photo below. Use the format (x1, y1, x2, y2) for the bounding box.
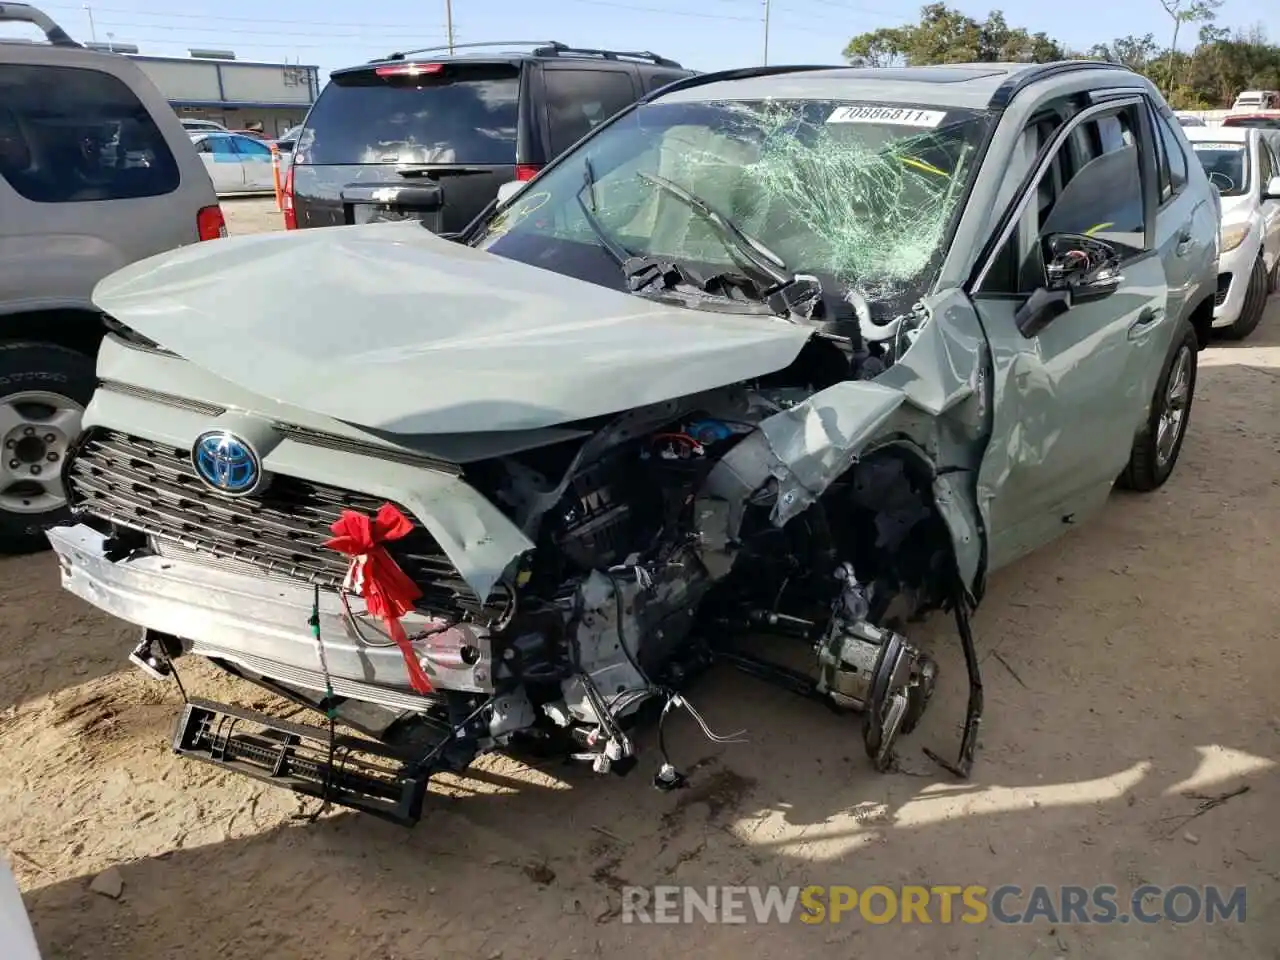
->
(762, 0, 770, 65)
(445, 0, 455, 54)
(82, 3, 97, 43)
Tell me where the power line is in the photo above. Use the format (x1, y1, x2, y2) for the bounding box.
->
(39, 2, 449, 31)
(47, 0, 907, 28)
(84, 33, 443, 53)
(773, 0, 912, 23)
(93, 19, 448, 41)
(44, 0, 760, 27)
(551, 0, 761, 21)
(45, 0, 898, 60)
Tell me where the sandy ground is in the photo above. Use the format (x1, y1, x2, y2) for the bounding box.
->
(2, 198, 1278, 958)
(221, 196, 288, 236)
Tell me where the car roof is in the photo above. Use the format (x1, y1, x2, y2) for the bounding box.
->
(339, 40, 686, 75)
(188, 130, 252, 141)
(1184, 126, 1251, 143)
(654, 61, 1139, 111)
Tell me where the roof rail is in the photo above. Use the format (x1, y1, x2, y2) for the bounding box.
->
(0, 2, 80, 48)
(641, 64, 846, 102)
(383, 40, 557, 60)
(987, 60, 1133, 109)
(530, 42, 682, 68)
(378, 39, 680, 68)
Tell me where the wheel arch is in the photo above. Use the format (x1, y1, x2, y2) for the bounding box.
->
(1185, 291, 1215, 351)
(0, 308, 107, 359)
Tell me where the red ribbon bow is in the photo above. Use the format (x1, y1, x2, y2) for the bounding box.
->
(323, 503, 434, 694)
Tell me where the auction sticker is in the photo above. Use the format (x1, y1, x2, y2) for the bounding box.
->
(826, 105, 947, 127)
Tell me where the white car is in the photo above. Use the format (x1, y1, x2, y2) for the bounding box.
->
(179, 117, 228, 133)
(1185, 125, 1280, 339)
(189, 131, 278, 196)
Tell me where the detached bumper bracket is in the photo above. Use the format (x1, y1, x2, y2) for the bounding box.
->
(171, 698, 430, 826)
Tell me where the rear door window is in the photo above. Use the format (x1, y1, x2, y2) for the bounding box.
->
(201, 135, 238, 157)
(0, 63, 179, 203)
(1156, 110, 1188, 191)
(544, 68, 639, 156)
(232, 136, 272, 158)
(300, 62, 520, 165)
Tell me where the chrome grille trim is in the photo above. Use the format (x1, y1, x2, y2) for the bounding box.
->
(271, 422, 463, 475)
(67, 429, 477, 612)
(96, 379, 227, 417)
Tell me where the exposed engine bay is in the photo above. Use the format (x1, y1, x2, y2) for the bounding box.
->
(465, 372, 950, 781)
(110, 307, 983, 822)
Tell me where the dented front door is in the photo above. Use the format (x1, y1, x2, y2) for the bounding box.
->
(970, 99, 1169, 573)
(973, 255, 1167, 571)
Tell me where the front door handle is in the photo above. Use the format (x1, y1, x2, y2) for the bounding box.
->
(1128, 307, 1164, 339)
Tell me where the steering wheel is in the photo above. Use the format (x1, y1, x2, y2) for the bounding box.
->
(1207, 170, 1235, 192)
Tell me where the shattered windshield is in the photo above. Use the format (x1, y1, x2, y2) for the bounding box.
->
(471, 98, 990, 316)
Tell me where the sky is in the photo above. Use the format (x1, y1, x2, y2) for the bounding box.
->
(11, 0, 1280, 77)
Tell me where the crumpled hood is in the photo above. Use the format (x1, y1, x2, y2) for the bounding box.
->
(92, 222, 814, 434)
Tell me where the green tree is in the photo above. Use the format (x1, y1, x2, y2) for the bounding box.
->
(1087, 33, 1161, 72)
(845, 27, 908, 67)
(842, 4, 1280, 111)
(842, 4, 1063, 67)
(1183, 26, 1280, 105)
(1157, 0, 1222, 96)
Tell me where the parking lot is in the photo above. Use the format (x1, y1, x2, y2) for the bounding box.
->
(1, 195, 1277, 958)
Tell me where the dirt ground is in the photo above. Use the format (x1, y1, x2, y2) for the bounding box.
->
(2, 198, 1278, 958)
(221, 196, 288, 236)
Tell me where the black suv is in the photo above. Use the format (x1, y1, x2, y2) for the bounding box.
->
(284, 40, 692, 234)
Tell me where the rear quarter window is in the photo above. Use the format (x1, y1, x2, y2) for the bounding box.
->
(544, 68, 639, 156)
(0, 63, 180, 203)
(640, 68, 691, 95)
(299, 62, 520, 165)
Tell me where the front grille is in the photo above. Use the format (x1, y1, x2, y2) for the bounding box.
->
(67, 429, 478, 615)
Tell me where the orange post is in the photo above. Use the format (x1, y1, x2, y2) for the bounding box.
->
(271, 144, 283, 211)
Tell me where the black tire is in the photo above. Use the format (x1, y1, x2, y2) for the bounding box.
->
(1219, 257, 1268, 341)
(0, 341, 97, 553)
(1119, 323, 1197, 493)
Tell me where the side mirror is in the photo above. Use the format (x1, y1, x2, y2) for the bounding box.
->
(1015, 233, 1123, 338)
(1043, 232, 1123, 304)
(1265, 175, 1280, 201)
(1015, 286, 1073, 338)
(495, 180, 524, 207)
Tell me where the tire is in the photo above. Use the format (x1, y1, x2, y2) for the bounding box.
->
(0, 342, 97, 553)
(1219, 257, 1268, 341)
(1119, 323, 1197, 493)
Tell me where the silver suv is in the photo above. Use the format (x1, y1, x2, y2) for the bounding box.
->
(48, 61, 1221, 818)
(0, 3, 222, 550)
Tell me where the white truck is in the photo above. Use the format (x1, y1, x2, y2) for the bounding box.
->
(1231, 90, 1280, 112)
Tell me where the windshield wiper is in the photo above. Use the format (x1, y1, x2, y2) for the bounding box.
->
(576, 156, 632, 266)
(634, 171, 792, 287)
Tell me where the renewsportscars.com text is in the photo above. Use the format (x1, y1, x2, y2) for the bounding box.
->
(621, 884, 1247, 925)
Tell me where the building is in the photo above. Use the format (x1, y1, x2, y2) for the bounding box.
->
(85, 44, 321, 137)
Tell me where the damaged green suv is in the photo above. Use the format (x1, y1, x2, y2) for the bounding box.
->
(48, 61, 1218, 821)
